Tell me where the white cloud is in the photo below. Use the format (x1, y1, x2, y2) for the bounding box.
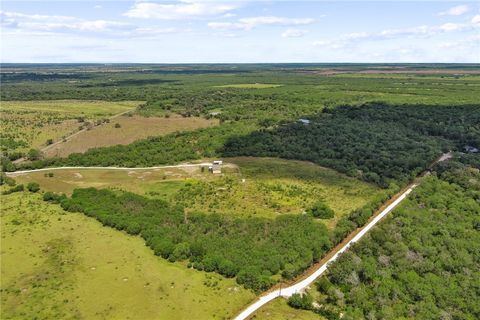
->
(313, 21, 472, 49)
(439, 5, 469, 16)
(208, 16, 315, 31)
(1, 11, 75, 23)
(222, 13, 236, 19)
(438, 42, 456, 49)
(124, 1, 237, 20)
(134, 27, 178, 35)
(472, 14, 480, 27)
(94, 5, 102, 10)
(281, 28, 307, 38)
(0, 10, 183, 38)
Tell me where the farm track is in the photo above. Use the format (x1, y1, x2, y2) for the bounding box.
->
(5, 162, 236, 176)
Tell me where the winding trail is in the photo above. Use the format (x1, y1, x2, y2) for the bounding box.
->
(234, 183, 417, 320)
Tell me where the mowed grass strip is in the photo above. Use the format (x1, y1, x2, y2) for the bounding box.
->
(44, 114, 219, 158)
(0, 191, 255, 320)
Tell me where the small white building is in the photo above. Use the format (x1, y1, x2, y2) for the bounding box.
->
(209, 160, 223, 174)
(298, 119, 311, 125)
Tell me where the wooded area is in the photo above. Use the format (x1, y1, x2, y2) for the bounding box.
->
(291, 160, 480, 319)
(223, 103, 479, 187)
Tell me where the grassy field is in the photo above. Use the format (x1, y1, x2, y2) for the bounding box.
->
(0, 191, 255, 319)
(251, 298, 322, 320)
(44, 114, 219, 158)
(214, 84, 283, 89)
(0, 100, 140, 154)
(11, 157, 382, 226)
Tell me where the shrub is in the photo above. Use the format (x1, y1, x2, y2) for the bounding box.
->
(2, 184, 24, 195)
(27, 182, 40, 193)
(0, 173, 15, 186)
(308, 201, 335, 219)
(27, 149, 42, 161)
(288, 293, 313, 310)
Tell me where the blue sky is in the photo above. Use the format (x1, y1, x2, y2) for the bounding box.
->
(1, 1, 479, 63)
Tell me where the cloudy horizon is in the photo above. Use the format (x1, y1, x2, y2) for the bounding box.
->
(1, 1, 479, 63)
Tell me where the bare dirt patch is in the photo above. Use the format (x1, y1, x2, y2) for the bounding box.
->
(44, 114, 219, 158)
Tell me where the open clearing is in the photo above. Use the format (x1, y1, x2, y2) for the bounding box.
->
(0, 191, 255, 319)
(11, 157, 382, 225)
(44, 114, 219, 158)
(0, 100, 140, 153)
(214, 84, 283, 89)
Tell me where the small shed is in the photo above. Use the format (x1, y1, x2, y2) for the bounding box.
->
(209, 160, 223, 174)
(465, 145, 479, 153)
(298, 119, 311, 125)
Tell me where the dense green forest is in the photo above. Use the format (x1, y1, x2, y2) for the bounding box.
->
(46, 188, 330, 292)
(223, 103, 480, 187)
(291, 160, 480, 319)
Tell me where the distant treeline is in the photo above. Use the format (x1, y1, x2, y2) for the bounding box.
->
(222, 103, 480, 187)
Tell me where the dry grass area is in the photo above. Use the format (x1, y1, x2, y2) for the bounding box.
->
(44, 114, 219, 158)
